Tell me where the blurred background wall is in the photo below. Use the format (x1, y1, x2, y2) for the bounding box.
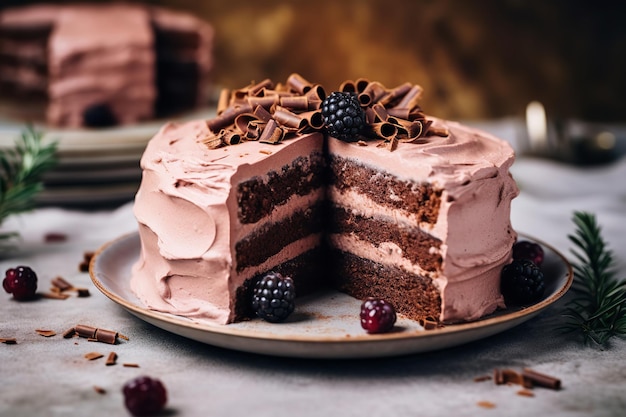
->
(2, 0, 625, 122)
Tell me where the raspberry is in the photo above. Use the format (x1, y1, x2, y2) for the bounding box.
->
(82, 103, 118, 127)
(122, 376, 167, 417)
(321, 91, 366, 142)
(251, 272, 295, 322)
(360, 298, 397, 334)
(3, 266, 38, 300)
(501, 259, 545, 305)
(512, 240, 544, 266)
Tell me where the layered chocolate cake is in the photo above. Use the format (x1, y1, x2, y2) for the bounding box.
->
(131, 74, 519, 325)
(0, 3, 213, 127)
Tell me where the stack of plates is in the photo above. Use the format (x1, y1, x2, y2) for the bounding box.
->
(0, 107, 216, 208)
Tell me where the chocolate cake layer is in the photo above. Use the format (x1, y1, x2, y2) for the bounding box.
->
(237, 153, 326, 224)
(330, 250, 441, 321)
(328, 155, 442, 224)
(234, 248, 326, 320)
(235, 202, 325, 271)
(328, 206, 442, 271)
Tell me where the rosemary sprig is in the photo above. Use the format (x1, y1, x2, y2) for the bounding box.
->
(561, 211, 626, 346)
(0, 126, 57, 248)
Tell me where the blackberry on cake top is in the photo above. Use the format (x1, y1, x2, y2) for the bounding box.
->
(321, 91, 366, 142)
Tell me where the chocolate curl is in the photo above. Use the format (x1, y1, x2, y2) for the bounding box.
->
(279, 95, 309, 111)
(358, 81, 387, 106)
(370, 102, 389, 123)
(259, 119, 283, 144)
(273, 106, 307, 130)
(248, 95, 279, 111)
(206, 103, 253, 133)
(339, 79, 357, 93)
(393, 84, 424, 111)
(355, 78, 370, 93)
(75, 324, 97, 339)
(379, 82, 413, 106)
(219, 128, 242, 145)
(522, 368, 562, 390)
(234, 113, 260, 134)
(253, 104, 273, 122)
(299, 110, 325, 129)
(369, 122, 397, 140)
(247, 78, 274, 97)
(94, 328, 118, 345)
(201, 134, 224, 150)
(386, 107, 411, 120)
(286, 73, 313, 94)
(217, 88, 230, 115)
(304, 85, 326, 109)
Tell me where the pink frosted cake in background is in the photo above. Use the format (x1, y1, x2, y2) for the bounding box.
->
(0, 3, 213, 127)
(130, 74, 519, 325)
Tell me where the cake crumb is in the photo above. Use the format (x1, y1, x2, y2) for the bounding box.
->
(477, 401, 496, 409)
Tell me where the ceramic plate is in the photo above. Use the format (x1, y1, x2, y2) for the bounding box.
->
(90, 233, 572, 359)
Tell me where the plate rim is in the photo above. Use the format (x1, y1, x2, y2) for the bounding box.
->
(90, 231, 573, 349)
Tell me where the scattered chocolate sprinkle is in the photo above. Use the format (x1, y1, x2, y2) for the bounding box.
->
(0, 337, 17, 344)
(79, 251, 95, 272)
(51, 276, 73, 291)
(517, 389, 535, 397)
(473, 375, 492, 383)
(44, 232, 67, 243)
(522, 368, 562, 390)
(123, 363, 140, 368)
(118, 333, 130, 341)
(41, 291, 70, 300)
(106, 352, 117, 366)
(84, 352, 103, 361)
(95, 328, 118, 345)
(35, 329, 56, 337)
(76, 288, 91, 297)
(93, 386, 106, 395)
(477, 401, 496, 409)
(259, 149, 272, 155)
(62, 327, 76, 338)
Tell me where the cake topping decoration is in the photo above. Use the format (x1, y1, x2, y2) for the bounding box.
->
(203, 73, 447, 151)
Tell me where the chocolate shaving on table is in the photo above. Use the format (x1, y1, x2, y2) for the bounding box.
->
(1, 337, 17, 344)
(51, 276, 73, 291)
(123, 363, 140, 368)
(84, 352, 103, 361)
(201, 73, 445, 151)
(36, 329, 57, 337)
(106, 352, 118, 366)
(71, 324, 127, 344)
(522, 368, 562, 390)
(41, 291, 70, 300)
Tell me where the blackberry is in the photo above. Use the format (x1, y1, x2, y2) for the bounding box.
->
(122, 376, 167, 417)
(3, 266, 38, 301)
(251, 272, 295, 323)
(360, 298, 397, 334)
(82, 103, 118, 128)
(512, 240, 545, 266)
(321, 91, 366, 142)
(501, 259, 545, 305)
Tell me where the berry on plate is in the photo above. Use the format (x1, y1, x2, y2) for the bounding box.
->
(360, 298, 397, 334)
(122, 376, 167, 416)
(501, 259, 545, 305)
(512, 240, 545, 266)
(3, 266, 38, 300)
(251, 271, 295, 323)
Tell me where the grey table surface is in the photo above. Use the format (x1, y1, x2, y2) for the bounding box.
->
(1, 122, 626, 416)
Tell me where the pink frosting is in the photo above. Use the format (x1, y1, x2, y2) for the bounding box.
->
(131, 116, 518, 324)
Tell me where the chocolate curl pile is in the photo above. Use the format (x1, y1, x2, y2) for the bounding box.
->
(203, 73, 447, 151)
